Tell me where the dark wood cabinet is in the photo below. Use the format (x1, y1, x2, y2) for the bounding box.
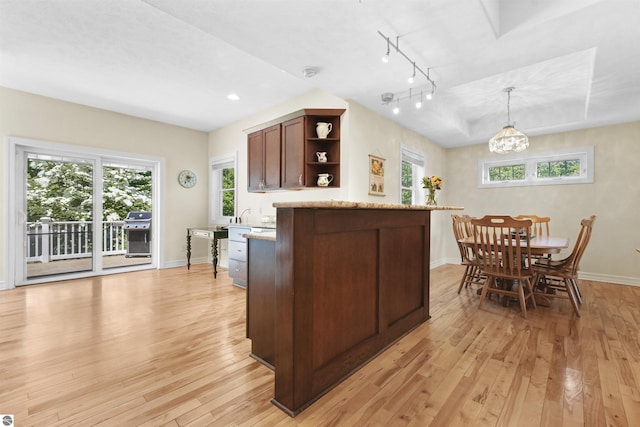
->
(280, 117, 305, 189)
(248, 124, 281, 192)
(246, 237, 276, 369)
(304, 112, 342, 187)
(272, 204, 431, 416)
(246, 109, 345, 192)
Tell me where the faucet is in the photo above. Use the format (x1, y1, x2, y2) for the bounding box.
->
(238, 208, 251, 223)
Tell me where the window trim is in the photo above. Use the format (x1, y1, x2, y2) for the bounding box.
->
(209, 153, 237, 224)
(478, 146, 594, 188)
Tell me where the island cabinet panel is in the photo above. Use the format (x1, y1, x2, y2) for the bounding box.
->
(273, 207, 431, 416)
(312, 230, 379, 369)
(246, 238, 276, 369)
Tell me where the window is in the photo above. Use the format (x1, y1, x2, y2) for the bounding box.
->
(400, 145, 426, 205)
(210, 154, 237, 223)
(479, 147, 594, 188)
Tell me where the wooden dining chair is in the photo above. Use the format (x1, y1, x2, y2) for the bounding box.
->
(471, 216, 537, 318)
(452, 215, 484, 293)
(515, 215, 550, 237)
(532, 215, 596, 316)
(516, 215, 551, 260)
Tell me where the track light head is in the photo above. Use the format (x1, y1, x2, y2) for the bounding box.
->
(381, 37, 390, 63)
(408, 62, 416, 84)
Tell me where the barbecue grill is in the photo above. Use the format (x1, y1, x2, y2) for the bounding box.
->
(123, 211, 151, 257)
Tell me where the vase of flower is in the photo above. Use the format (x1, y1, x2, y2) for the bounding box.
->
(422, 175, 443, 207)
(426, 188, 437, 206)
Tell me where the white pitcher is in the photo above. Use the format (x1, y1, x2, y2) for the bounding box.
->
(316, 122, 332, 139)
(317, 173, 333, 187)
(316, 151, 328, 162)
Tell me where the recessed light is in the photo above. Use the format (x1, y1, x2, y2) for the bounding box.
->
(227, 93, 240, 101)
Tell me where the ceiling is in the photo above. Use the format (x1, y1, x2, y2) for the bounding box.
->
(1, 0, 639, 148)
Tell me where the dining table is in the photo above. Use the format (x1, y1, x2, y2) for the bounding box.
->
(459, 234, 570, 306)
(460, 235, 570, 256)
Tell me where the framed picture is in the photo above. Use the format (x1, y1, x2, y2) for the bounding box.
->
(368, 154, 385, 196)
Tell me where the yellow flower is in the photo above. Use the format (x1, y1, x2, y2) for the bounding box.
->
(422, 176, 443, 190)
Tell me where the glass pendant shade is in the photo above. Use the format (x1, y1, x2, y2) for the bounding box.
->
(489, 125, 529, 154)
(489, 87, 529, 153)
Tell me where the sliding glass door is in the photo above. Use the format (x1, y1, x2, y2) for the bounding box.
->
(101, 163, 153, 270)
(25, 155, 95, 278)
(12, 138, 159, 285)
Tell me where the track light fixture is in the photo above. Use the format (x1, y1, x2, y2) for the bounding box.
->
(408, 62, 416, 84)
(381, 85, 431, 114)
(378, 30, 436, 95)
(415, 91, 423, 109)
(426, 68, 434, 100)
(381, 37, 390, 63)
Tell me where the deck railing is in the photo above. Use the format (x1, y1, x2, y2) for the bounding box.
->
(26, 218, 127, 263)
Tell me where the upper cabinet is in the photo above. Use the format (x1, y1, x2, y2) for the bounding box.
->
(248, 124, 281, 192)
(246, 108, 345, 192)
(280, 116, 305, 189)
(303, 110, 343, 188)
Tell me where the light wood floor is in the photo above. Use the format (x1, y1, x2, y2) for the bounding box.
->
(2, 264, 640, 426)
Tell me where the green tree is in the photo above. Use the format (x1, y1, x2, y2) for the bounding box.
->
(222, 166, 235, 216)
(27, 160, 94, 222)
(401, 161, 413, 205)
(27, 160, 152, 222)
(102, 166, 152, 221)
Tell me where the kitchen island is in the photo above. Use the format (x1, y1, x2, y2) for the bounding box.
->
(245, 201, 461, 416)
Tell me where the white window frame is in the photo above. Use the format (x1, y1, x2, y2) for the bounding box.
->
(399, 145, 426, 205)
(6, 136, 162, 288)
(209, 153, 237, 224)
(478, 146, 594, 188)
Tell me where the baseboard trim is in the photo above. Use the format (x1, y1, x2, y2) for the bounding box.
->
(443, 259, 640, 287)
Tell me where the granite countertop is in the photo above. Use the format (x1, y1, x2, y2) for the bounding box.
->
(226, 223, 276, 229)
(272, 200, 463, 211)
(244, 230, 276, 242)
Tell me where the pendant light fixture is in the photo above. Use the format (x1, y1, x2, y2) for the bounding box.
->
(489, 87, 529, 154)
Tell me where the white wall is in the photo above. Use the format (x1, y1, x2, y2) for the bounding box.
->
(0, 87, 211, 288)
(445, 122, 640, 285)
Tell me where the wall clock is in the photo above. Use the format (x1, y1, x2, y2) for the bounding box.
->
(178, 170, 197, 188)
